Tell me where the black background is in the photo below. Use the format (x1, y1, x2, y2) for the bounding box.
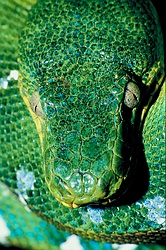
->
(152, 0, 166, 61)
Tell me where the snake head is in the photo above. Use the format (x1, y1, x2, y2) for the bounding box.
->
(20, 72, 147, 208)
(19, 0, 164, 208)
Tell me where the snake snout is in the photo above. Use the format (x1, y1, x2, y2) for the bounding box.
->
(44, 148, 127, 208)
(46, 171, 112, 208)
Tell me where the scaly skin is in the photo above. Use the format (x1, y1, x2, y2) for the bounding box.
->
(19, 0, 165, 208)
(0, 0, 165, 249)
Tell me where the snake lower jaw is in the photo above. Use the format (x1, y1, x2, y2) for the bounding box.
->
(56, 198, 80, 209)
(56, 199, 114, 209)
(56, 197, 112, 209)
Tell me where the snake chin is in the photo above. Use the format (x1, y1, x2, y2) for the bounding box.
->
(56, 198, 79, 209)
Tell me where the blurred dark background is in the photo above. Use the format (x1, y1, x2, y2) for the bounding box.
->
(152, 0, 165, 57)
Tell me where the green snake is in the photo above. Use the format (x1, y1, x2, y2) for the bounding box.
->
(0, 0, 165, 249)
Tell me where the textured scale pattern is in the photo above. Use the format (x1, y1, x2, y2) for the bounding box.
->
(19, 0, 164, 208)
(0, 0, 165, 249)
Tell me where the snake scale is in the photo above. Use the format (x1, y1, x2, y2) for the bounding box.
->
(0, 0, 165, 249)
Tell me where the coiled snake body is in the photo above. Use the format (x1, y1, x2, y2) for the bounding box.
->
(0, 0, 165, 248)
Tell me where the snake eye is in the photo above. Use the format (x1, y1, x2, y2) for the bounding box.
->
(30, 91, 45, 118)
(124, 81, 140, 108)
